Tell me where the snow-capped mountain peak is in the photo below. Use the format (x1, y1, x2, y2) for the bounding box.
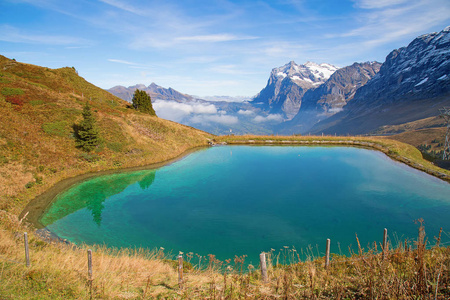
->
(253, 61, 339, 120)
(271, 61, 339, 87)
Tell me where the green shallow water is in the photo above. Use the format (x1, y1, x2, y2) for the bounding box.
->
(40, 146, 450, 264)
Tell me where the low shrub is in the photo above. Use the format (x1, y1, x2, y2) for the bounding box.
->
(5, 95, 24, 107)
(107, 142, 124, 152)
(79, 152, 101, 162)
(42, 121, 68, 137)
(30, 100, 44, 106)
(1, 87, 24, 96)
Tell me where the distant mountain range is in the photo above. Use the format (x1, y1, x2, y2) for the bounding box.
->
(108, 26, 450, 136)
(108, 83, 193, 103)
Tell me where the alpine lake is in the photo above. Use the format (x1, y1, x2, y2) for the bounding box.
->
(39, 146, 450, 266)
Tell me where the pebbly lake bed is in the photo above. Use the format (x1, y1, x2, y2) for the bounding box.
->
(38, 146, 450, 265)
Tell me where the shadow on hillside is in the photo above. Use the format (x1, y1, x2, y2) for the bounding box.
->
(434, 160, 450, 170)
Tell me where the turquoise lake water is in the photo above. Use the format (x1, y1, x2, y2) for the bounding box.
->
(40, 146, 450, 265)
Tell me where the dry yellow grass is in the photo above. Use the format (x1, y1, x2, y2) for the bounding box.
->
(2, 211, 449, 299)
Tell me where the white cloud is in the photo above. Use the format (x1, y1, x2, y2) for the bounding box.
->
(353, 0, 409, 9)
(108, 59, 139, 65)
(152, 100, 217, 122)
(253, 114, 284, 123)
(175, 34, 258, 43)
(190, 114, 239, 125)
(341, 0, 450, 49)
(152, 101, 192, 122)
(153, 100, 239, 125)
(210, 64, 257, 75)
(153, 100, 217, 122)
(192, 103, 218, 114)
(98, 0, 147, 16)
(328, 107, 344, 113)
(237, 109, 255, 115)
(0, 25, 88, 45)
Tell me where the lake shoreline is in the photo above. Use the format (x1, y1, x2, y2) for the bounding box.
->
(21, 145, 209, 229)
(34, 143, 450, 264)
(22, 136, 450, 233)
(215, 137, 450, 183)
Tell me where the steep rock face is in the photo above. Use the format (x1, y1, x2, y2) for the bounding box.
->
(309, 26, 450, 135)
(281, 62, 381, 133)
(252, 61, 338, 119)
(108, 83, 193, 102)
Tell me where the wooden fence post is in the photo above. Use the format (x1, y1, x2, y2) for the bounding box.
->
(325, 238, 330, 269)
(260, 252, 268, 283)
(87, 249, 93, 279)
(178, 254, 183, 289)
(87, 249, 93, 299)
(24, 232, 30, 267)
(382, 228, 388, 260)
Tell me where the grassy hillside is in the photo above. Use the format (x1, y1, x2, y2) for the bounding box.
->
(0, 55, 212, 215)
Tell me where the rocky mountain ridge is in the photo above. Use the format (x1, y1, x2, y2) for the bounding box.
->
(308, 26, 450, 135)
(108, 83, 193, 103)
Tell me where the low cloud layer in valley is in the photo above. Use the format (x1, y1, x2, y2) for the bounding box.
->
(153, 100, 243, 126)
(152, 100, 218, 122)
(151, 98, 282, 134)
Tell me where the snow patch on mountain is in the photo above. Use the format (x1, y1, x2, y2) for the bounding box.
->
(272, 61, 339, 85)
(304, 62, 338, 81)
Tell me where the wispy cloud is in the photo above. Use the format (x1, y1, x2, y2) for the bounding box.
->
(107, 59, 155, 71)
(341, 0, 450, 47)
(191, 114, 239, 125)
(175, 34, 258, 43)
(352, 0, 409, 9)
(108, 59, 140, 65)
(0, 25, 88, 45)
(209, 64, 258, 75)
(253, 114, 284, 123)
(238, 109, 255, 116)
(98, 0, 147, 16)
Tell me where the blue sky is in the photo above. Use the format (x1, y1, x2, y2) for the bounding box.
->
(1, 0, 449, 97)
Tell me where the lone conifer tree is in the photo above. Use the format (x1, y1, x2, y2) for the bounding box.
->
(75, 102, 101, 152)
(132, 89, 156, 115)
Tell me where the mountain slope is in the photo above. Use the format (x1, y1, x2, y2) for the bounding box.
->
(0, 55, 211, 213)
(280, 61, 381, 134)
(309, 26, 450, 135)
(252, 61, 338, 119)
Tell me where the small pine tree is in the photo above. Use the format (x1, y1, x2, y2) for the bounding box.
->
(75, 102, 101, 152)
(132, 89, 156, 115)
